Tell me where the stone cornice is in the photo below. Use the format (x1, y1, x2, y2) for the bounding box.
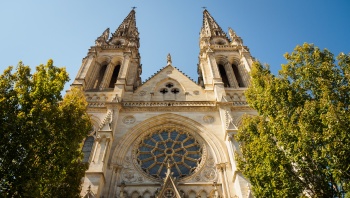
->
(122, 101, 216, 107)
(87, 101, 252, 112)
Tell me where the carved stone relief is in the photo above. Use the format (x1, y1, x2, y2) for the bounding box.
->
(201, 168, 217, 181)
(121, 168, 137, 182)
(139, 91, 146, 96)
(203, 115, 215, 123)
(123, 116, 136, 125)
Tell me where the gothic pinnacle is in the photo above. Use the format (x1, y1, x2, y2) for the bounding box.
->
(109, 8, 139, 47)
(201, 9, 229, 40)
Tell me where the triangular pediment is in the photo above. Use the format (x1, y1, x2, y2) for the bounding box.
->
(156, 163, 182, 198)
(141, 64, 197, 87)
(128, 64, 210, 102)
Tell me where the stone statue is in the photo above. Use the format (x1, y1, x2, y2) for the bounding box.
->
(228, 28, 236, 40)
(212, 182, 220, 198)
(167, 53, 172, 65)
(119, 182, 126, 198)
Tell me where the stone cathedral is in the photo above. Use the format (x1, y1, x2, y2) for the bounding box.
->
(74, 8, 256, 198)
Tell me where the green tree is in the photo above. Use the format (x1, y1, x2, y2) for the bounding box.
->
(237, 43, 350, 197)
(0, 60, 91, 197)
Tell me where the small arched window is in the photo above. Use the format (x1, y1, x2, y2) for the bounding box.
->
(82, 136, 94, 163)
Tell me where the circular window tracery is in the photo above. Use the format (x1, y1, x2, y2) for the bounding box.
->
(159, 82, 180, 94)
(136, 130, 202, 179)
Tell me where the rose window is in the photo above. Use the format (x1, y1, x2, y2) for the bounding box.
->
(136, 130, 202, 179)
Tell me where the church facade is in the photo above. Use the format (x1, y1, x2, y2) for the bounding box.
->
(73, 9, 256, 198)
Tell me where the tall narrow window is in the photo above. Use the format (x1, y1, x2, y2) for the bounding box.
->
(94, 64, 107, 89)
(232, 64, 245, 87)
(218, 64, 230, 87)
(109, 65, 120, 88)
(82, 136, 94, 163)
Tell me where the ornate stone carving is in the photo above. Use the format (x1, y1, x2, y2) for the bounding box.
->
(95, 28, 110, 46)
(121, 106, 217, 112)
(206, 158, 215, 167)
(123, 101, 216, 107)
(139, 91, 146, 96)
(194, 175, 201, 181)
(203, 115, 214, 123)
(121, 168, 137, 182)
(123, 116, 135, 125)
(202, 168, 217, 181)
(167, 53, 172, 65)
(225, 110, 237, 130)
(131, 125, 208, 182)
(99, 109, 113, 130)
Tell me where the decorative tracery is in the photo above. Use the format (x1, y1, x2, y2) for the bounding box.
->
(136, 130, 202, 179)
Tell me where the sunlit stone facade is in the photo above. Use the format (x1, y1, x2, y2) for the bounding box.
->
(73, 8, 256, 198)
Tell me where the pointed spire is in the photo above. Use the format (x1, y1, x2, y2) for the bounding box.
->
(83, 185, 96, 198)
(201, 9, 228, 39)
(109, 9, 139, 47)
(228, 27, 243, 46)
(157, 160, 182, 198)
(95, 28, 110, 46)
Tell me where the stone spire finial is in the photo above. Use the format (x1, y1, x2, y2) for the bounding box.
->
(167, 53, 172, 65)
(228, 27, 237, 39)
(201, 9, 227, 38)
(95, 28, 110, 46)
(109, 9, 139, 47)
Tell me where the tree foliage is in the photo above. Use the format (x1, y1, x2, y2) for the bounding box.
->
(237, 43, 350, 197)
(0, 60, 91, 197)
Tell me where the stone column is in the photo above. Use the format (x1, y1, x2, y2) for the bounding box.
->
(99, 62, 115, 89)
(206, 50, 221, 82)
(86, 61, 100, 89)
(118, 52, 131, 82)
(226, 133, 237, 173)
(107, 165, 122, 198)
(216, 163, 231, 198)
(223, 61, 239, 88)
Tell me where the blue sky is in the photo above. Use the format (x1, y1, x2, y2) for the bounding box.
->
(1, 1, 350, 92)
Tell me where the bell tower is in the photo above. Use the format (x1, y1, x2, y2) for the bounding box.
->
(73, 8, 141, 94)
(197, 9, 255, 198)
(75, 9, 142, 198)
(198, 9, 253, 100)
